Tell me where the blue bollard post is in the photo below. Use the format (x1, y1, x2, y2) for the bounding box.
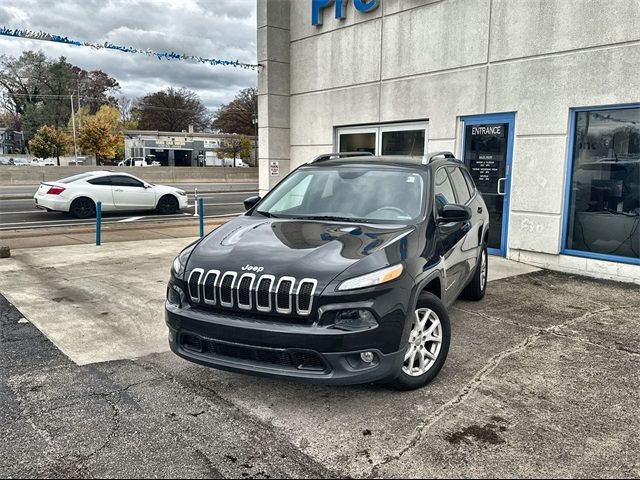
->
(198, 197, 204, 238)
(96, 201, 102, 246)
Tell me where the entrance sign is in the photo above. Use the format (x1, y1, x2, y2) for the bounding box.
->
(312, 0, 380, 26)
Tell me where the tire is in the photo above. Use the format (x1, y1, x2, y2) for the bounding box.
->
(69, 197, 96, 219)
(390, 292, 451, 391)
(157, 195, 179, 215)
(461, 243, 488, 301)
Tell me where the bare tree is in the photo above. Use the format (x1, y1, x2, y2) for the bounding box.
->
(212, 87, 257, 136)
(134, 87, 211, 132)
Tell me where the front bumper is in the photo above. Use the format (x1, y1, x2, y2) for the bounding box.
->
(178, 196, 189, 210)
(165, 304, 407, 385)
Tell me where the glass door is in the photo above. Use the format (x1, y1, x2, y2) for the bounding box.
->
(461, 113, 515, 256)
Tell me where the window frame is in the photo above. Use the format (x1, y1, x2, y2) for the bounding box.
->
(335, 121, 429, 157)
(561, 103, 640, 266)
(433, 166, 457, 218)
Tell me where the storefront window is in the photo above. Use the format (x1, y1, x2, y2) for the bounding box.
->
(565, 106, 640, 261)
(336, 122, 427, 157)
(381, 130, 425, 156)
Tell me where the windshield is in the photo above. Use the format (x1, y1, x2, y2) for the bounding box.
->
(254, 167, 426, 223)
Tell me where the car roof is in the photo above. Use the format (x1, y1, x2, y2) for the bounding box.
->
(303, 154, 465, 169)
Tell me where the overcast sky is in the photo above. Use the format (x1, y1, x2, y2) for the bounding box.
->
(0, 0, 257, 111)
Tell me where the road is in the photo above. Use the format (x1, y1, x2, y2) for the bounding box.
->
(0, 184, 257, 230)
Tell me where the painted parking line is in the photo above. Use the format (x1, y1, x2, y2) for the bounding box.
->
(118, 216, 144, 223)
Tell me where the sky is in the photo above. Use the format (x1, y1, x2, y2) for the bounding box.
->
(0, 0, 257, 112)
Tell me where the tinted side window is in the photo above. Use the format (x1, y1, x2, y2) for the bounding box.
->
(434, 168, 456, 216)
(461, 168, 477, 195)
(88, 176, 112, 186)
(111, 176, 144, 188)
(447, 167, 472, 204)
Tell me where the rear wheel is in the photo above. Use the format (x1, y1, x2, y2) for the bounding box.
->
(69, 197, 96, 219)
(461, 244, 488, 301)
(391, 293, 451, 391)
(157, 195, 179, 215)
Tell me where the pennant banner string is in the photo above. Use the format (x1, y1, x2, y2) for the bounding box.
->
(0, 27, 260, 70)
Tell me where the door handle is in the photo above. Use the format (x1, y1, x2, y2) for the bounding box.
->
(114, 188, 124, 192)
(497, 178, 507, 196)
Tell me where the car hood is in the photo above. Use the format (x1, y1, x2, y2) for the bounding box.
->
(187, 215, 414, 286)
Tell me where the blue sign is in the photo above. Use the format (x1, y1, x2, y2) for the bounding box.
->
(312, 0, 380, 26)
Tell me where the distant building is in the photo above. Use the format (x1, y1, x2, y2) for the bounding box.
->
(0, 129, 24, 155)
(123, 130, 257, 167)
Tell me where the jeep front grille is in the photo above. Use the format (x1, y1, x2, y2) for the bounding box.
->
(187, 270, 318, 317)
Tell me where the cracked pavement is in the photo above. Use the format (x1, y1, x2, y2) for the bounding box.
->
(1, 269, 640, 478)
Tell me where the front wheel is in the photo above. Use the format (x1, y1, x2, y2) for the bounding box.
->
(157, 195, 179, 215)
(390, 293, 451, 391)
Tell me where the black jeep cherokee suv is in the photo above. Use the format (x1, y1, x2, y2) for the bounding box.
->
(166, 152, 489, 390)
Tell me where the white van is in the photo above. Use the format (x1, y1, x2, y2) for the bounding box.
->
(118, 157, 160, 167)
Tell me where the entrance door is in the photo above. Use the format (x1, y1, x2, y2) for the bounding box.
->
(461, 113, 515, 256)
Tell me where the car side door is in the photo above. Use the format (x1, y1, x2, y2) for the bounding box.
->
(446, 166, 481, 274)
(433, 166, 472, 304)
(110, 175, 156, 210)
(86, 176, 116, 210)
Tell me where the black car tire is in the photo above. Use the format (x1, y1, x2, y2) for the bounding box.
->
(390, 292, 451, 391)
(461, 243, 488, 301)
(157, 195, 179, 215)
(69, 197, 96, 219)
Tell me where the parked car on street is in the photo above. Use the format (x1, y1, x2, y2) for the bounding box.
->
(30, 158, 56, 166)
(166, 152, 489, 390)
(118, 157, 160, 167)
(33, 171, 188, 218)
(0, 157, 11, 165)
(12, 158, 29, 166)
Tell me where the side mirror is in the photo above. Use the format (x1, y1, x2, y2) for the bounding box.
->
(243, 195, 261, 211)
(437, 204, 471, 224)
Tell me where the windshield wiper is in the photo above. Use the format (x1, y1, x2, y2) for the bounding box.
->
(255, 210, 281, 218)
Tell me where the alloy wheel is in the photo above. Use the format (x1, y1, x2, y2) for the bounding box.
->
(402, 308, 443, 377)
(480, 248, 488, 291)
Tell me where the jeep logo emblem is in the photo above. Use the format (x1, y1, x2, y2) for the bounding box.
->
(242, 264, 264, 273)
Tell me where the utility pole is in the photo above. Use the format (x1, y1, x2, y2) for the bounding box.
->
(70, 94, 78, 164)
(77, 80, 82, 129)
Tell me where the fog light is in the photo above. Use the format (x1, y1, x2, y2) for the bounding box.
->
(360, 351, 375, 363)
(334, 310, 378, 331)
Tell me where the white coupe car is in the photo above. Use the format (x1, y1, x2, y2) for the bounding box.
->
(34, 171, 189, 218)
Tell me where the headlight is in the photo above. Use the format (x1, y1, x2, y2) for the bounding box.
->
(171, 243, 196, 278)
(337, 264, 404, 291)
(172, 255, 184, 276)
(176, 190, 186, 196)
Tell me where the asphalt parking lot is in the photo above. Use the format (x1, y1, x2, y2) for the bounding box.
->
(1, 242, 639, 478)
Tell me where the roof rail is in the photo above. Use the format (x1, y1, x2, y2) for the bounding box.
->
(424, 151, 456, 164)
(308, 152, 375, 164)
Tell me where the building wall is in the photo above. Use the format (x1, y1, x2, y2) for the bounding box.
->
(258, 0, 640, 283)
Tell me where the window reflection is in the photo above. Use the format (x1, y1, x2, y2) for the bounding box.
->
(566, 107, 640, 260)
